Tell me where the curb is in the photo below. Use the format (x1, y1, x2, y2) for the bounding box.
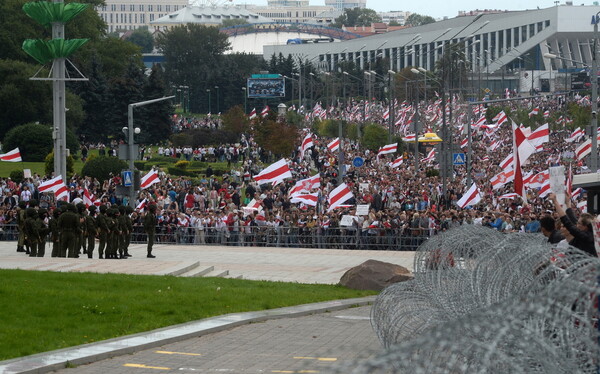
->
(0, 296, 376, 374)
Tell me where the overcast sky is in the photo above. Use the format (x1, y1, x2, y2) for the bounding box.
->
(236, 0, 587, 19)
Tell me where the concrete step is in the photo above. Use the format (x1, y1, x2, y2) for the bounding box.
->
(202, 269, 230, 278)
(181, 265, 214, 277)
(156, 261, 200, 276)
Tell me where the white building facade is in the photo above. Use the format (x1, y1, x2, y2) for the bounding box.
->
(264, 5, 600, 93)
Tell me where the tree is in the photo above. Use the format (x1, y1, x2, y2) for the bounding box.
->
(405, 13, 436, 27)
(331, 7, 382, 28)
(221, 18, 249, 27)
(252, 116, 298, 157)
(139, 65, 173, 144)
(156, 24, 231, 113)
(222, 105, 251, 135)
(76, 53, 109, 142)
(435, 42, 470, 91)
(3, 123, 78, 162)
(126, 27, 154, 53)
(0, 60, 52, 136)
(104, 59, 146, 140)
(361, 123, 388, 151)
(80, 156, 128, 182)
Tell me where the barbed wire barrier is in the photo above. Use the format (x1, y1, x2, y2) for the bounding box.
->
(328, 225, 600, 373)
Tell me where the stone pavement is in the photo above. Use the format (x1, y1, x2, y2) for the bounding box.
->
(52, 304, 378, 374)
(0, 241, 415, 373)
(0, 241, 415, 284)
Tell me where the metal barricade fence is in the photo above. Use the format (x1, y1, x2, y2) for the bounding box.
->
(130, 224, 429, 251)
(0, 223, 428, 251)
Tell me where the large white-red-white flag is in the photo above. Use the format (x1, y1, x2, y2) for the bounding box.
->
(249, 108, 257, 119)
(300, 133, 314, 158)
(38, 175, 64, 193)
(327, 138, 340, 152)
(38, 175, 69, 201)
(253, 159, 292, 186)
(140, 169, 160, 189)
(389, 156, 404, 168)
(327, 183, 353, 212)
(290, 192, 319, 206)
(575, 139, 592, 161)
(457, 183, 482, 208)
(490, 169, 514, 190)
(527, 123, 549, 151)
(0, 148, 22, 162)
(377, 143, 397, 158)
(288, 174, 321, 197)
(513, 122, 536, 200)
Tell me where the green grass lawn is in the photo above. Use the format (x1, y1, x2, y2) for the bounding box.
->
(0, 270, 376, 360)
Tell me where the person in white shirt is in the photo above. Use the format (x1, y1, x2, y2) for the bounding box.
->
(20, 186, 31, 203)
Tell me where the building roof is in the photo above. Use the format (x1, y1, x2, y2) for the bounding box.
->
(151, 4, 273, 26)
(342, 23, 407, 36)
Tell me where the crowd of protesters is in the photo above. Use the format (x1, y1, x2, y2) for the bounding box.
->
(5, 91, 600, 257)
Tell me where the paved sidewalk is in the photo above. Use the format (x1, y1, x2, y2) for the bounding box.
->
(0, 241, 414, 373)
(0, 241, 415, 284)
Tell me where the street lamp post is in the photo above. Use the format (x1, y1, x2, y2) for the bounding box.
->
(242, 87, 247, 114)
(206, 88, 211, 114)
(214, 86, 220, 114)
(388, 70, 395, 142)
(545, 50, 598, 171)
(127, 96, 175, 208)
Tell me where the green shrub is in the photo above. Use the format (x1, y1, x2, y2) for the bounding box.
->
(3, 123, 79, 162)
(9, 170, 24, 184)
(167, 167, 196, 177)
(174, 160, 190, 169)
(426, 169, 439, 177)
(134, 161, 146, 170)
(80, 156, 128, 182)
(44, 152, 75, 178)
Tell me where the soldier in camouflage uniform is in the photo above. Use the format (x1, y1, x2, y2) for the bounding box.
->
(124, 206, 134, 257)
(24, 208, 40, 257)
(144, 204, 157, 258)
(37, 208, 49, 257)
(117, 206, 128, 259)
(106, 208, 118, 259)
(59, 204, 81, 258)
(85, 206, 97, 259)
(76, 203, 86, 255)
(16, 201, 28, 253)
(49, 208, 61, 257)
(96, 205, 109, 259)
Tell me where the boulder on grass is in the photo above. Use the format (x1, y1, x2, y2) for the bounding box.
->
(339, 259, 413, 291)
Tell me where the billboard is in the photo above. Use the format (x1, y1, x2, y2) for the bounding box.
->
(247, 78, 285, 98)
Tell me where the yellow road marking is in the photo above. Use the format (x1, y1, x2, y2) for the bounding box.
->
(155, 350, 202, 356)
(123, 363, 170, 370)
(294, 356, 337, 362)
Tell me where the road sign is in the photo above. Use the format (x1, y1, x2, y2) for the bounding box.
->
(122, 170, 133, 187)
(353, 157, 365, 168)
(452, 153, 466, 165)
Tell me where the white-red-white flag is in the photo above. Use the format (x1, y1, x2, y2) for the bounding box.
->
(498, 192, 519, 199)
(327, 183, 353, 212)
(492, 110, 508, 125)
(300, 133, 314, 158)
(422, 148, 436, 163)
(83, 188, 95, 208)
(249, 108, 257, 119)
(0, 148, 22, 162)
(402, 134, 416, 142)
(377, 143, 397, 158)
(140, 170, 160, 189)
(457, 183, 482, 208)
(261, 105, 270, 118)
(575, 139, 592, 161)
(327, 138, 340, 152)
(513, 122, 536, 200)
(490, 169, 514, 190)
(566, 128, 584, 143)
(290, 192, 318, 206)
(389, 156, 404, 168)
(526, 170, 549, 189)
(136, 198, 147, 212)
(288, 174, 321, 197)
(500, 153, 514, 170)
(38, 175, 64, 193)
(253, 159, 292, 186)
(527, 123, 549, 151)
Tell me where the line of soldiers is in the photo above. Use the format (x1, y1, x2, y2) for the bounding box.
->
(16, 200, 140, 259)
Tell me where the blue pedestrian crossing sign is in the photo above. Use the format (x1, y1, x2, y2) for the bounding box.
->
(452, 153, 466, 165)
(122, 170, 133, 187)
